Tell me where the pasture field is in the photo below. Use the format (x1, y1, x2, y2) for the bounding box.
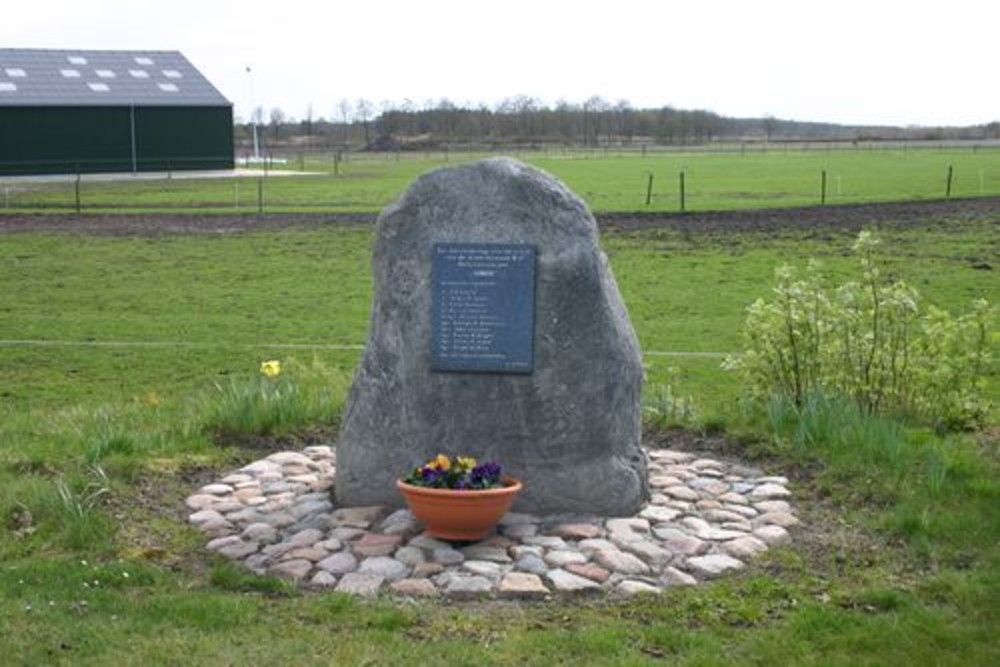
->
(2, 147, 1000, 214)
(0, 199, 997, 664)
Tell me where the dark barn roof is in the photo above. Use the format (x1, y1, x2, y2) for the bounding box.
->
(0, 48, 230, 107)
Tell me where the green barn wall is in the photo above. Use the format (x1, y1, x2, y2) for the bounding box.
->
(0, 105, 233, 175)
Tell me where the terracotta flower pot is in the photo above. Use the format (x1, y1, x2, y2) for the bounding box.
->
(396, 477, 523, 542)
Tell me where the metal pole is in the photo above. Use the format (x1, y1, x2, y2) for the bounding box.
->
(679, 171, 686, 212)
(945, 165, 953, 198)
(129, 106, 137, 174)
(257, 177, 263, 215)
(645, 173, 654, 206)
(821, 170, 827, 205)
(75, 168, 81, 213)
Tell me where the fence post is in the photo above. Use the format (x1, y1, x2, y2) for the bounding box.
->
(945, 165, 953, 198)
(257, 177, 263, 215)
(821, 170, 827, 205)
(645, 173, 654, 206)
(75, 167, 81, 213)
(679, 171, 686, 212)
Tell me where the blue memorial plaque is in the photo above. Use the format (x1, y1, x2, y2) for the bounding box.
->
(431, 243, 536, 373)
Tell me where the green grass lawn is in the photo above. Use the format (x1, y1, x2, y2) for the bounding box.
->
(0, 205, 997, 663)
(3, 147, 1000, 214)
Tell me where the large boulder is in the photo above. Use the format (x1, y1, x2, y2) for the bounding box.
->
(335, 158, 647, 515)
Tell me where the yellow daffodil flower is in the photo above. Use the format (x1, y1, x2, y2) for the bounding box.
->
(260, 360, 282, 378)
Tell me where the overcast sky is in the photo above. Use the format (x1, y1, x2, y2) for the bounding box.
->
(4, 0, 997, 127)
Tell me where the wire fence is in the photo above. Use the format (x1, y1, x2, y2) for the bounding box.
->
(1, 144, 998, 215)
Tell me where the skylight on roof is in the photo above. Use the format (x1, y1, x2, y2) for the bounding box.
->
(134, 57, 154, 66)
(162, 69, 182, 79)
(129, 69, 149, 79)
(95, 69, 116, 78)
(5, 68, 26, 77)
(68, 56, 88, 65)
(0, 82, 16, 92)
(158, 82, 179, 92)
(88, 82, 110, 92)
(60, 69, 81, 78)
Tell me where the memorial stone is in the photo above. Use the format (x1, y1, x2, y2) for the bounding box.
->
(335, 157, 647, 515)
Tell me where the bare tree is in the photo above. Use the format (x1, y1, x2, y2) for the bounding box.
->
(336, 98, 353, 146)
(269, 107, 286, 141)
(355, 98, 374, 147)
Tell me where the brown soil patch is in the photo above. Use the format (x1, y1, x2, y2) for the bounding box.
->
(0, 197, 996, 237)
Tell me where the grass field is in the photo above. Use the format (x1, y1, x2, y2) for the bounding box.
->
(0, 176, 998, 663)
(3, 147, 1000, 214)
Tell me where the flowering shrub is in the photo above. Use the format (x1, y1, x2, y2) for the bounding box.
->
(724, 231, 995, 429)
(402, 454, 504, 490)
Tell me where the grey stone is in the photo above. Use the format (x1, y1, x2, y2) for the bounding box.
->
(393, 546, 427, 567)
(618, 539, 672, 566)
(335, 573, 384, 598)
(639, 506, 681, 523)
(287, 528, 324, 547)
(510, 545, 544, 559)
(218, 541, 259, 560)
(543, 550, 589, 568)
(592, 548, 651, 575)
(205, 535, 242, 551)
(198, 519, 234, 536)
(268, 559, 313, 581)
(316, 551, 358, 575)
(332, 506, 386, 528)
(460, 545, 512, 563)
(462, 560, 503, 579)
(412, 562, 446, 578)
(751, 483, 791, 499)
(189, 509, 226, 525)
(522, 536, 568, 550)
(498, 572, 549, 600)
(198, 483, 234, 496)
(335, 158, 648, 515)
(408, 533, 451, 551)
(661, 567, 698, 587)
(658, 534, 708, 556)
(687, 554, 745, 578)
(721, 536, 769, 558)
(578, 538, 619, 553)
(282, 546, 328, 563)
(358, 557, 409, 582)
(502, 523, 538, 539)
(185, 494, 220, 511)
(545, 568, 602, 594)
(309, 571, 338, 588)
(663, 485, 699, 501)
(616, 580, 661, 596)
(445, 576, 494, 600)
(432, 547, 466, 565)
(241, 523, 279, 544)
(752, 511, 800, 528)
(514, 554, 549, 575)
(499, 512, 540, 526)
(753, 525, 791, 546)
(753, 500, 792, 513)
(390, 578, 439, 597)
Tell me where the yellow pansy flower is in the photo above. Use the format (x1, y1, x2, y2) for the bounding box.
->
(456, 456, 477, 472)
(431, 454, 451, 472)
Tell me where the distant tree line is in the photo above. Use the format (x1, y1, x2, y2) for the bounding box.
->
(236, 97, 1000, 153)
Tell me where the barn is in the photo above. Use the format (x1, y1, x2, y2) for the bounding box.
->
(0, 48, 233, 175)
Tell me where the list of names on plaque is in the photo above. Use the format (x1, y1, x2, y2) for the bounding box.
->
(431, 243, 536, 373)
